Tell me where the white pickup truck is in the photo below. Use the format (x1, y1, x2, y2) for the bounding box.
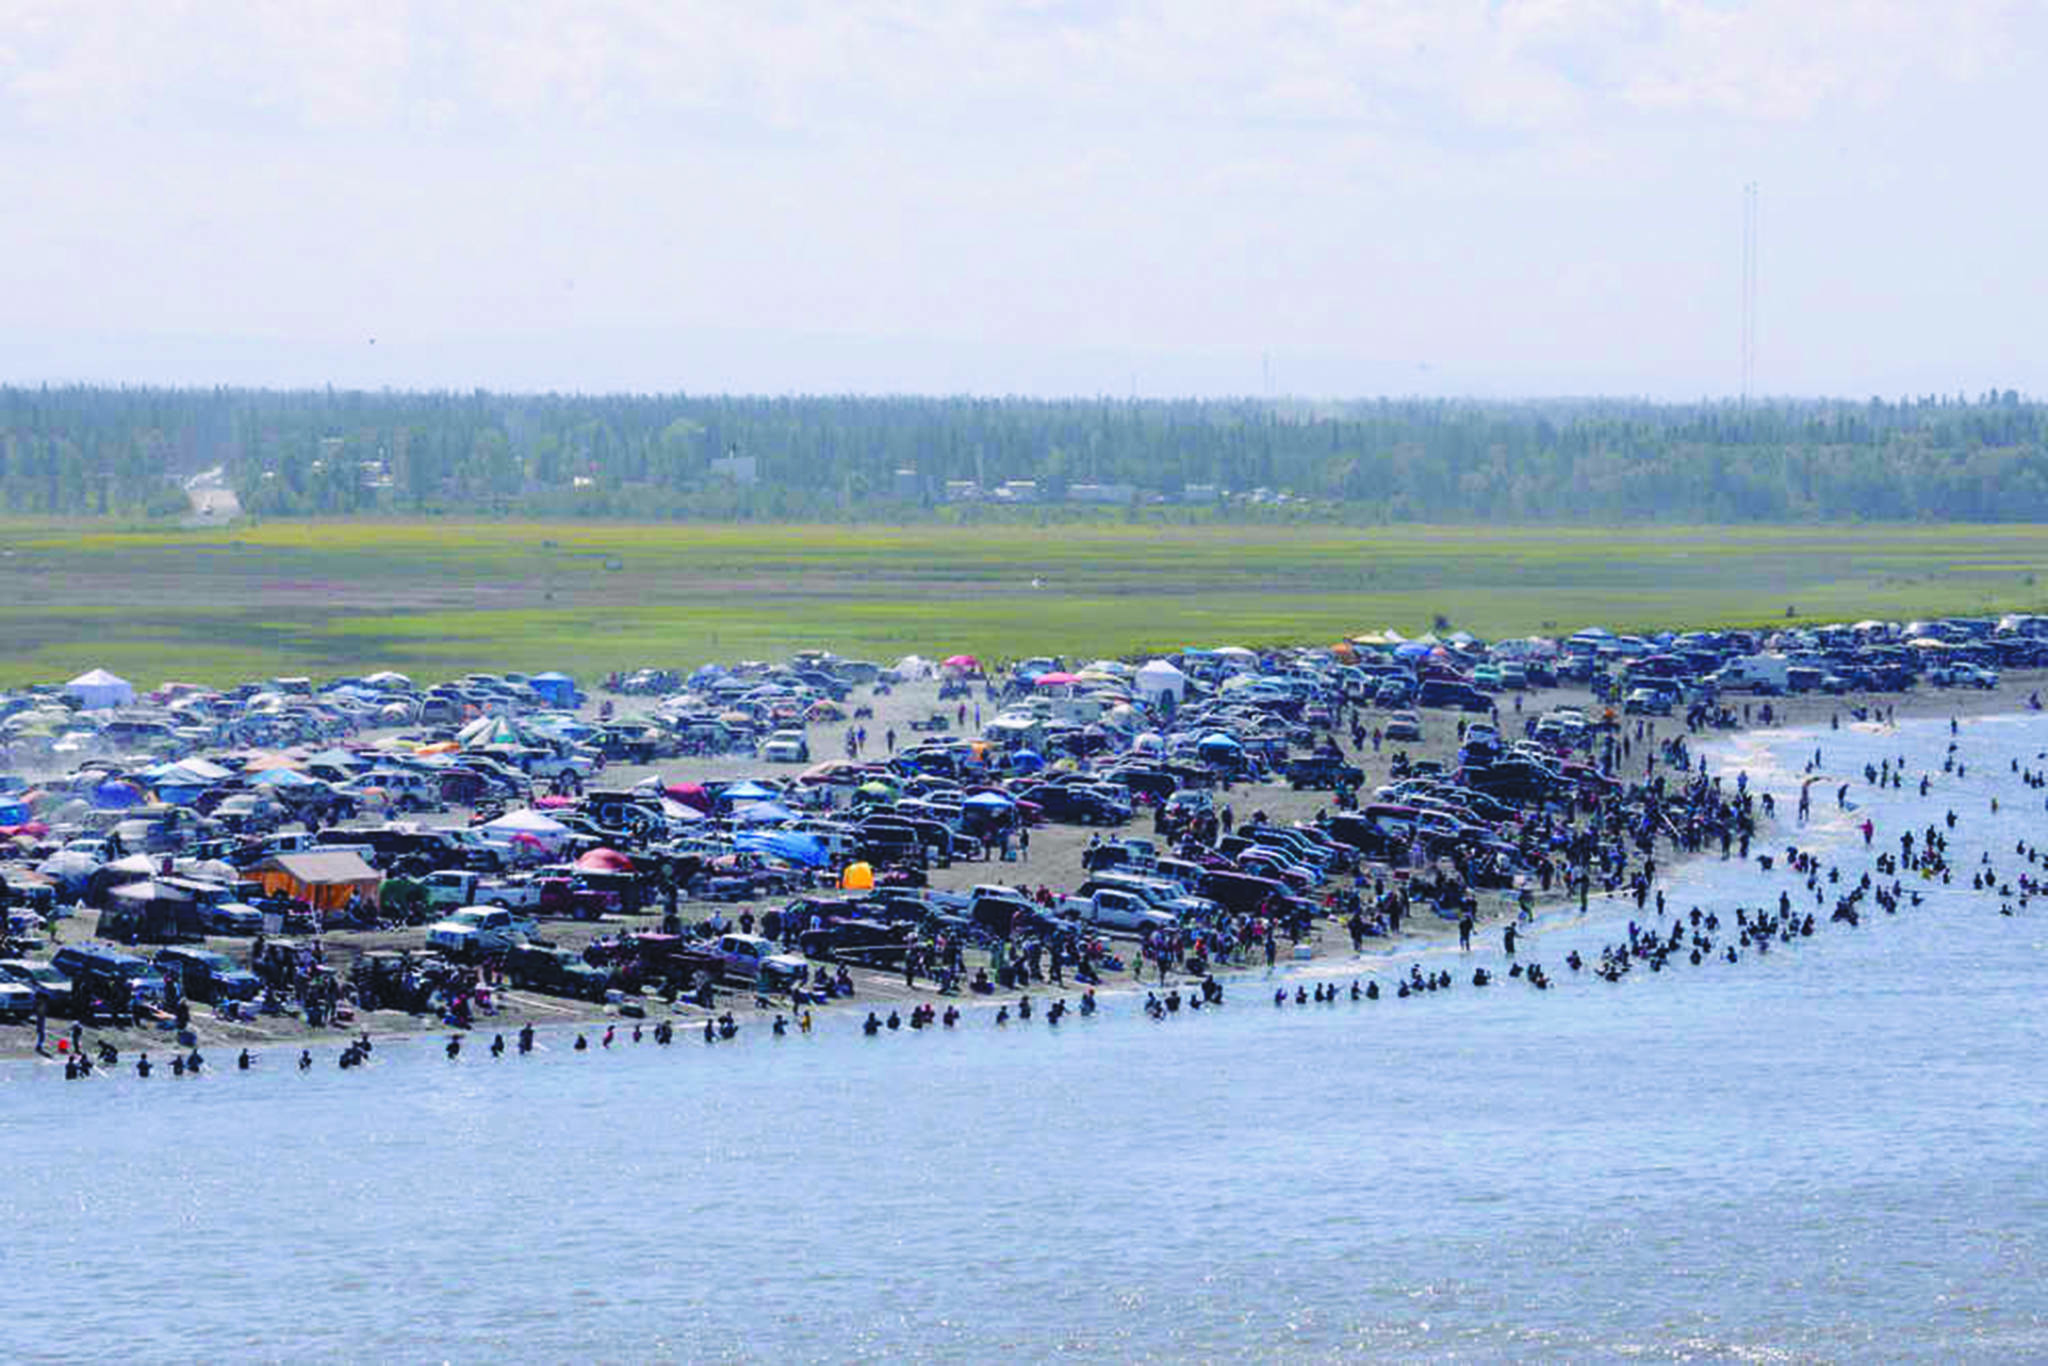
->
(418, 869, 549, 912)
(427, 906, 538, 958)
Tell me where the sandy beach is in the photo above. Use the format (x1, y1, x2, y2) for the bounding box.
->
(5, 669, 2039, 1066)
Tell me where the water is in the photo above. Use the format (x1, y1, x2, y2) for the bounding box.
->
(6, 717, 2048, 1361)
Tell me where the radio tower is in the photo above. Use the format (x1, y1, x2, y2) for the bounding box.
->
(1741, 181, 1759, 403)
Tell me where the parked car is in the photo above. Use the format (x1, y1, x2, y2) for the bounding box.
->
(760, 730, 812, 764)
(0, 958, 74, 1015)
(152, 946, 262, 1004)
(1383, 712, 1424, 743)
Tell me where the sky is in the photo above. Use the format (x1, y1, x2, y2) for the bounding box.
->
(1, 0, 2044, 400)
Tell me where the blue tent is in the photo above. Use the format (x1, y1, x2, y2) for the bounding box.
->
(735, 800, 795, 825)
(1010, 749, 1045, 774)
(530, 672, 580, 707)
(0, 798, 30, 824)
(720, 780, 777, 806)
(963, 791, 1015, 809)
(1197, 732, 1241, 752)
(251, 768, 321, 789)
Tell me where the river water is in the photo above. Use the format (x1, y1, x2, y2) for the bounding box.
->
(5, 717, 2047, 1361)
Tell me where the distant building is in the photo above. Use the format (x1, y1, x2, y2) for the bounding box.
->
(893, 468, 923, 501)
(944, 480, 982, 502)
(1067, 482, 1136, 505)
(1180, 483, 1220, 503)
(994, 480, 1039, 503)
(709, 454, 758, 485)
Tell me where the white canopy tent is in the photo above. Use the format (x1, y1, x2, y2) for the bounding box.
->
(65, 668, 135, 710)
(1133, 659, 1189, 702)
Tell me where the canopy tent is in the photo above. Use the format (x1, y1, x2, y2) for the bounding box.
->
(892, 655, 936, 680)
(734, 800, 796, 825)
(245, 850, 382, 916)
(146, 757, 233, 786)
(841, 861, 875, 891)
(363, 670, 414, 690)
(1133, 659, 1189, 701)
(65, 668, 135, 710)
(719, 780, 777, 806)
(482, 808, 571, 840)
(1033, 671, 1081, 687)
(251, 767, 323, 789)
(529, 672, 579, 707)
(101, 879, 211, 941)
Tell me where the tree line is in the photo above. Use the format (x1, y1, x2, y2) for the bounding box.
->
(1, 384, 2044, 523)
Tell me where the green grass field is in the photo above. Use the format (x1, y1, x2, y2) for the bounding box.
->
(4, 519, 2045, 689)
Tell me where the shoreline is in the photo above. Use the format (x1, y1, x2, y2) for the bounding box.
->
(3, 677, 2038, 1071)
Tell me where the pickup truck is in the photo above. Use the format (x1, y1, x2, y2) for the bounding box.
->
(712, 933, 810, 989)
(417, 869, 611, 919)
(1057, 886, 1180, 934)
(426, 906, 538, 959)
(418, 869, 553, 912)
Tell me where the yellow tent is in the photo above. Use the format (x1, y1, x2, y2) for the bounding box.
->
(841, 861, 875, 891)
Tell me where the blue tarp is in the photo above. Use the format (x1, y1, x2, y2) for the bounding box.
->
(734, 830, 829, 868)
(735, 800, 795, 825)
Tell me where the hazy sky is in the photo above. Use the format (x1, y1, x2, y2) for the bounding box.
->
(2, 1, 2043, 399)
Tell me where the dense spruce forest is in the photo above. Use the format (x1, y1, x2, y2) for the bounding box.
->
(1, 386, 2044, 522)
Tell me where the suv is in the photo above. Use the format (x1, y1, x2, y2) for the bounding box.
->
(504, 943, 612, 1001)
(52, 945, 168, 1016)
(0, 959, 74, 1016)
(153, 946, 263, 1004)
